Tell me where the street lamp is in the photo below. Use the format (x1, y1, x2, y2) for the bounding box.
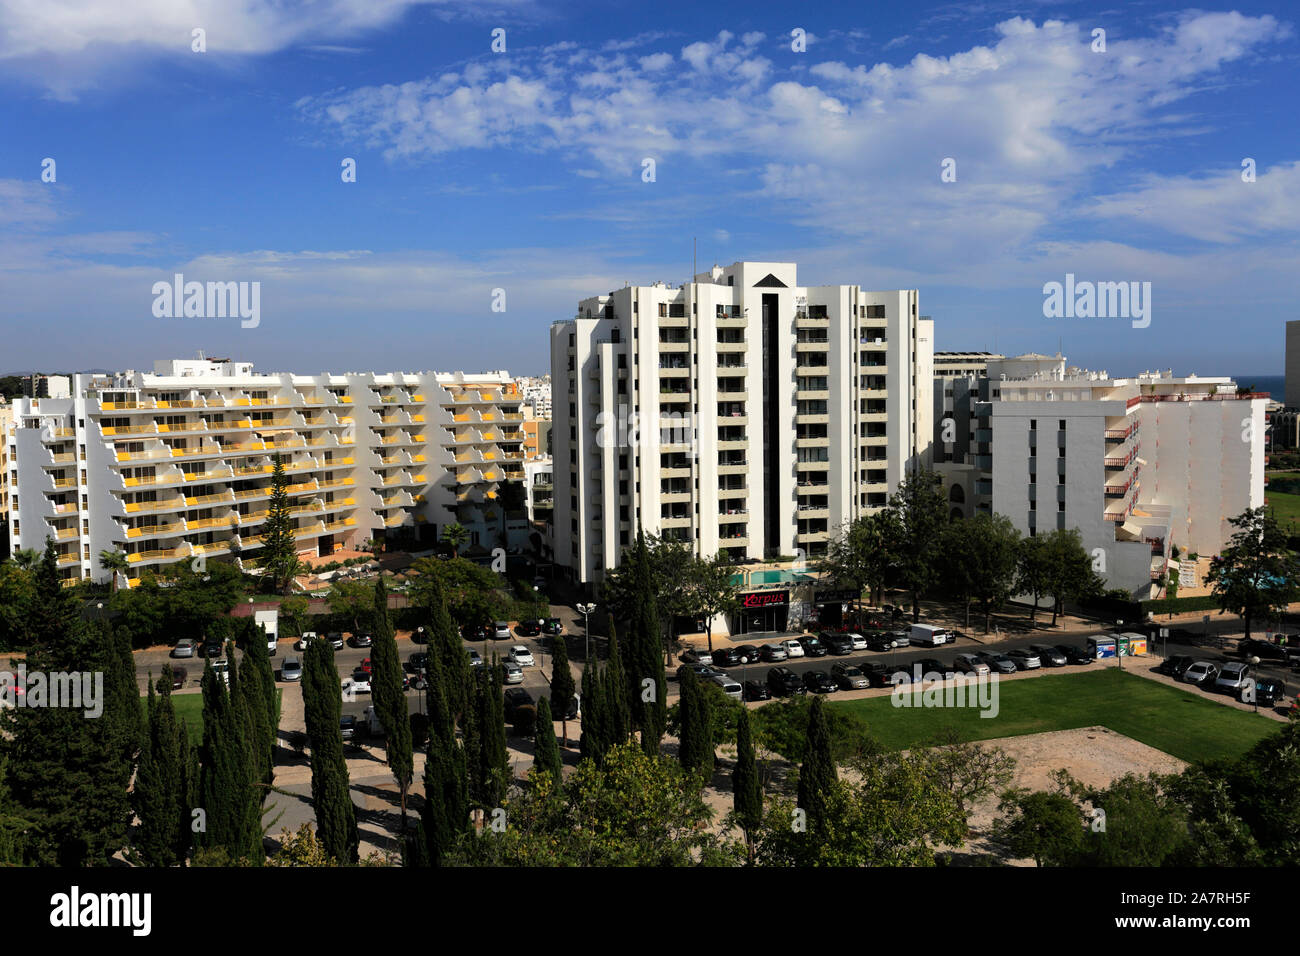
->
(577, 602, 597, 665)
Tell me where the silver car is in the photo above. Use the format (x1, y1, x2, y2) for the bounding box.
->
(1007, 649, 1041, 670)
(849, 633, 868, 652)
(171, 638, 196, 659)
(953, 653, 990, 676)
(502, 660, 524, 685)
(1214, 661, 1251, 695)
(280, 657, 303, 681)
(708, 672, 743, 699)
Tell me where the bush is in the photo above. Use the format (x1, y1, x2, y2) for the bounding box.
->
(512, 704, 537, 738)
(410, 712, 430, 748)
(1139, 595, 1221, 615)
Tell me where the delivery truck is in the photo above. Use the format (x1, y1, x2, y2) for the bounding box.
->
(910, 624, 953, 647)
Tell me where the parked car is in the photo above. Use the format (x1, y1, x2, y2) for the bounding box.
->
(555, 694, 580, 720)
(1236, 638, 1289, 664)
(767, 666, 806, 697)
(798, 636, 828, 658)
(1055, 644, 1095, 666)
(542, 618, 564, 636)
(760, 643, 789, 662)
(953, 653, 990, 676)
(975, 651, 1017, 675)
(202, 639, 224, 658)
(280, 658, 302, 682)
(294, 631, 318, 651)
(1029, 644, 1067, 667)
(502, 660, 524, 685)
(165, 665, 187, 689)
(709, 672, 743, 699)
(326, 632, 344, 650)
(407, 652, 429, 674)
(677, 662, 720, 682)
(861, 662, 895, 687)
(503, 687, 534, 721)
(885, 664, 913, 685)
(508, 645, 535, 667)
(1250, 678, 1286, 707)
(1214, 661, 1252, 696)
(348, 632, 372, 648)
(211, 658, 230, 684)
(711, 646, 742, 667)
(848, 633, 869, 652)
(1180, 661, 1218, 687)
(467, 649, 483, 668)
(680, 647, 714, 665)
(802, 669, 838, 694)
(516, 620, 542, 637)
(822, 632, 854, 656)
(734, 644, 762, 664)
(1155, 655, 1196, 678)
(343, 674, 371, 695)
(1006, 649, 1041, 671)
(780, 639, 806, 659)
(494, 621, 513, 640)
(742, 680, 770, 702)
(912, 658, 948, 681)
(358, 658, 373, 674)
(172, 639, 196, 659)
(864, 634, 896, 652)
(831, 663, 870, 690)
(336, 714, 358, 741)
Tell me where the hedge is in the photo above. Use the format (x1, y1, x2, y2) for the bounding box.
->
(1140, 595, 1223, 615)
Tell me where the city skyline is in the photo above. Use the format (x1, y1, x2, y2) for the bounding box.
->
(2, 1, 1296, 375)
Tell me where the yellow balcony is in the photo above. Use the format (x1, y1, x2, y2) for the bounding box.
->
(185, 492, 233, 506)
(338, 396, 353, 404)
(412, 394, 425, 402)
(411, 415, 425, 423)
(124, 498, 185, 514)
(127, 523, 183, 538)
(188, 516, 235, 531)
(55, 527, 79, 540)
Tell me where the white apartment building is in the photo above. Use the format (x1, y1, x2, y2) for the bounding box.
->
(4, 358, 526, 587)
(984, 364, 1266, 597)
(518, 375, 552, 420)
(0, 399, 11, 556)
(550, 260, 932, 585)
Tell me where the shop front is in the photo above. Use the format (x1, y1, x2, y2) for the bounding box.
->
(729, 589, 790, 635)
(809, 587, 860, 630)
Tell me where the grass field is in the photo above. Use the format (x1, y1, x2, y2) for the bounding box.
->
(1265, 471, 1300, 529)
(139, 690, 279, 747)
(830, 668, 1279, 765)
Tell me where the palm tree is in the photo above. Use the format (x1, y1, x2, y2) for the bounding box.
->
(10, 548, 39, 571)
(441, 522, 469, 558)
(98, 549, 129, 593)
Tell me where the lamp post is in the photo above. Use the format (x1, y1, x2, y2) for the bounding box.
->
(1249, 656, 1260, 713)
(577, 602, 597, 665)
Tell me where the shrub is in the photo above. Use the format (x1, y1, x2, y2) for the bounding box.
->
(512, 704, 537, 738)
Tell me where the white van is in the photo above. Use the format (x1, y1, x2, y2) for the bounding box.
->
(709, 672, 743, 700)
(910, 624, 953, 647)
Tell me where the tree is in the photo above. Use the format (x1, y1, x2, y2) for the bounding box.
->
(410, 556, 507, 633)
(328, 579, 375, 636)
(370, 578, 413, 832)
(532, 696, 563, 785)
(991, 788, 1084, 866)
(302, 637, 359, 863)
(603, 533, 693, 656)
(579, 656, 609, 766)
(1220, 719, 1300, 865)
(279, 595, 310, 637)
(796, 695, 837, 838)
(422, 649, 469, 866)
(821, 509, 901, 614)
(603, 625, 631, 746)
(1040, 528, 1102, 626)
(1207, 507, 1300, 641)
(676, 668, 715, 777)
(479, 661, 509, 811)
(197, 655, 259, 862)
(134, 673, 185, 866)
(943, 513, 1021, 633)
(731, 706, 762, 854)
(1053, 771, 1189, 866)
(549, 631, 576, 748)
(441, 522, 470, 558)
(687, 552, 741, 654)
(260, 455, 302, 594)
(921, 728, 1016, 820)
(622, 532, 666, 754)
(98, 549, 129, 593)
(887, 470, 949, 622)
(0, 561, 35, 651)
(1015, 533, 1050, 623)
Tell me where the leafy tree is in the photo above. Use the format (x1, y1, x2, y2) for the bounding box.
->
(410, 556, 507, 632)
(1207, 507, 1300, 641)
(943, 513, 1021, 633)
(603, 624, 631, 746)
(751, 696, 878, 764)
(796, 695, 837, 838)
(533, 696, 563, 785)
(820, 509, 901, 613)
(603, 533, 693, 656)
(886, 470, 949, 622)
(328, 579, 375, 636)
(579, 656, 609, 767)
(0, 561, 35, 651)
(1056, 771, 1189, 866)
(687, 552, 741, 654)
(302, 637, 358, 863)
(731, 706, 762, 853)
(370, 578, 413, 831)
(549, 631, 576, 748)
(1040, 528, 1102, 626)
(260, 454, 302, 594)
(279, 595, 310, 637)
(921, 728, 1016, 820)
(990, 788, 1084, 866)
(1221, 719, 1300, 864)
(1015, 533, 1050, 623)
(1165, 765, 1263, 866)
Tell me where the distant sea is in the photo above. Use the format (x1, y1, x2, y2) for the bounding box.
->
(1233, 374, 1284, 400)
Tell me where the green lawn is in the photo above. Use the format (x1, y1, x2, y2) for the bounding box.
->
(139, 690, 280, 747)
(1265, 471, 1300, 529)
(830, 668, 1279, 765)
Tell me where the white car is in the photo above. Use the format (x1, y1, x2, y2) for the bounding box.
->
(780, 639, 805, 658)
(502, 660, 524, 684)
(849, 633, 868, 652)
(343, 675, 371, 695)
(508, 645, 535, 667)
(294, 631, 317, 651)
(211, 659, 230, 685)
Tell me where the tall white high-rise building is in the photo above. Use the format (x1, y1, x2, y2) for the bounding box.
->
(4, 358, 526, 587)
(550, 260, 933, 585)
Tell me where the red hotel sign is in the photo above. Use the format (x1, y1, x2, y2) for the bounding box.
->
(742, 591, 788, 609)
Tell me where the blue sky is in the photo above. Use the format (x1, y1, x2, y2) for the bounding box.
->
(0, 0, 1296, 377)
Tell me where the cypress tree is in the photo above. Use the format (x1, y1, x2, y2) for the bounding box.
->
(797, 695, 837, 838)
(178, 718, 199, 862)
(549, 630, 576, 747)
(677, 667, 714, 777)
(370, 577, 414, 831)
(604, 624, 631, 746)
(579, 657, 608, 766)
(302, 637, 359, 863)
(532, 696, 563, 785)
(225, 639, 265, 861)
(425, 571, 470, 723)
(480, 661, 509, 809)
(198, 653, 257, 861)
(463, 668, 485, 807)
(135, 673, 184, 866)
(422, 652, 468, 865)
(625, 531, 666, 753)
(236, 627, 274, 795)
(733, 705, 762, 852)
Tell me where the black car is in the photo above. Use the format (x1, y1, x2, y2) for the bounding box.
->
(885, 664, 913, 685)
(864, 634, 896, 652)
(677, 663, 718, 682)
(349, 632, 373, 648)
(766, 666, 806, 697)
(798, 636, 828, 657)
(407, 652, 429, 674)
(503, 687, 534, 721)
(1055, 644, 1094, 666)
(554, 694, 580, 720)
(1250, 678, 1286, 707)
(821, 632, 854, 656)
(1029, 644, 1068, 667)
(734, 644, 762, 665)
(202, 639, 224, 658)
(912, 658, 947, 681)
(542, 618, 564, 636)
(742, 680, 770, 702)
(339, 715, 357, 741)
(1155, 655, 1195, 678)
(1236, 638, 1289, 664)
(861, 662, 895, 687)
(802, 669, 838, 694)
(712, 646, 742, 667)
(517, 620, 542, 637)
(831, 663, 869, 690)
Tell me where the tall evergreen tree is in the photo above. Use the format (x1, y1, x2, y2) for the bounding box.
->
(732, 706, 762, 854)
(302, 638, 359, 863)
(370, 577, 414, 831)
(533, 696, 563, 785)
(428, 581, 470, 724)
(260, 455, 300, 593)
(677, 667, 715, 777)
(463, 668, 485, 807)
(422, 651, 468, 865)
(604, 624, 631, 746)
(235, 628, 275, 796)
(549, 631, 576, 747)
(134, 674, 184, 866)
(579, 656, 609, 766)
(797, 696, 838, 839)
(480, 661, 509, 809)
(198, 653, 259, 862)
(178, 718, 199, 862)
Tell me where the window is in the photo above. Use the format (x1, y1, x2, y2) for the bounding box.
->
(1029, 500, 1036, 511)
(1057, 446, 1065, 458)
(1058, 420, 1066, 430)
(1057, 474, 1065, 485)
(1030, 420, 1037, 431)
(1058, 501, 1065, 512)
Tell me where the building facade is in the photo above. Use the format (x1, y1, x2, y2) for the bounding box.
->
(4, 358, 525, 587)
(550, 260, 933, 585)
